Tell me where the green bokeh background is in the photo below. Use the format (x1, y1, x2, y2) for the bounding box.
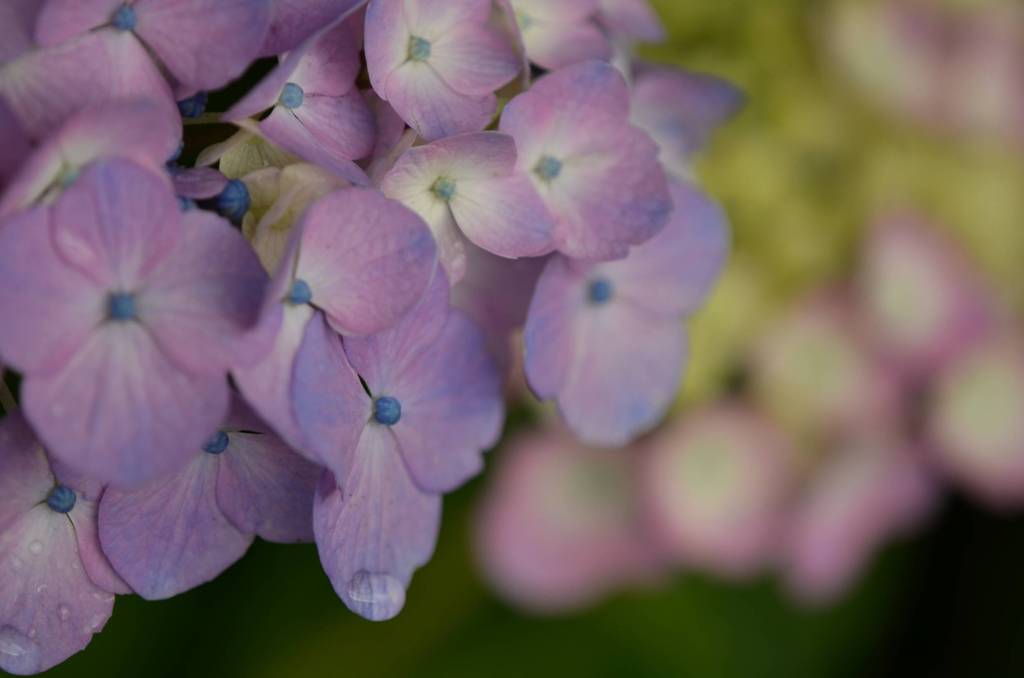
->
(34, 1, 1024, 676)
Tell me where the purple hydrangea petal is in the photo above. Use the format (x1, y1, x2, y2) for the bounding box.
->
(99, 454, 254, 600)
(346, 274, 504, 492)
(34, 0, 121, 47)
(139, 209, 270, 373)
(313, 427, 442, 622)
(428, 23, 520, 97)
(23, 322, 231, 487)
(596, 180, 729, 319)
(383, 63, 498, 141)
(449, 173, 554, 260)
(0, 101, 31, 188)
(261, 0, 367, 56)
(363, 0, 410, 93)
(0, 415, 117, 675)
(48, 159, 179, 291)
(295, 187, 437, 336)
(171, 166, 229, 200)
(216, 400, 322, 542)
(510, 0, 610, 70)
(0, 207, 105, 376)
(132, 0, 274, 91)
(405, 0, 491, 36)
(289, 11, 364, 96)
(597, 0, 665, 43)
(0, 98, 182, 217)
(290, 312, 369, 476)
(66, 501, 132, 596)
(289, 91, 376, 161)
(258, 110, 371, 185)
(0, 0, 43, 64)
(1, 31, 175, 141)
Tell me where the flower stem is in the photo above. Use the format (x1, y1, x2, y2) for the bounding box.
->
(183, 112, 224, 126)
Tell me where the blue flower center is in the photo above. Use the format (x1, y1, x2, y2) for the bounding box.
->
(373, 396, 402, 426)
(286, 278, 313, 306)
(587, 278, 614, 305)
(216, 179, 250, 223)
(178, 196, 196, 211)
(46, 485, 76, 514)
(177, 91, 208, 119)
(432, 177, 456, 202)
(279, 82, 305, 110)
(408, 36, 432, 61)
(56, 165, 80, 188)
(111, 4, 137, 31)
(535, 156, 563, 182)
(108, 292, 137, 321)
(202, 431, 230, 455)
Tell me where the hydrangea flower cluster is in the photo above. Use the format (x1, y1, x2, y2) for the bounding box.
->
(0, 0, 733, 672)
(478, 211, 1019, 611)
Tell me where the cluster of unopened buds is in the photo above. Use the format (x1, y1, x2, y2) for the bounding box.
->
(478, 210, 1024, 612)
(0, 0, 742, 673)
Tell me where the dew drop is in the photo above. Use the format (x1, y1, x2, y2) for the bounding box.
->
(57, 605, 71, 622)
(345, 571, 406, 621)
(0, 626, 42, 674)
(27, 541, 42, 556)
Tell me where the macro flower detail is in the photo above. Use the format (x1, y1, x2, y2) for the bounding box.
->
(97, 397, 322, 600)
(0, 159, 269, 487)
(35, 0, 274, 91)
(307, 273, 503, 620)
(233, 187, 437, 455)
(524, 180, 728, 446)
(227, 13, 375, 184)
(500, 60, 672, 260)
(381, 131, 554, 282)
(366, 0, 520, 140)
(0, 415, 125, 676)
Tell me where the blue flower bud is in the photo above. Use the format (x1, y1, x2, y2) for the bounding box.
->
(373, 396, 402, 426)
(46, 485, 77, 514)
(216, 179, 250, 224)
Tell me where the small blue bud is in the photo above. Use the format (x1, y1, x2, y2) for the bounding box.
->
(286, 278, 313, 306)
(535, 155, 563, 182)
(373, 396, 402, 426)
(46, 485, 77, 514)
(279, 82, 305, 110)
(177, 91, 208, 119)
(587, 278, 614, 305)
(111, 4, 137, 31)
(408, 36, 432, 61)
(108, 292, 137, 321)
(216, 179, 250, 224)
(432, 177, 456, 202)
(202, 431, 230, 455)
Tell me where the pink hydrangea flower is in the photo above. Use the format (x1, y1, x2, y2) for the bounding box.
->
(783, 435, 936, 604)
(98, 397, 322, 600)
(0, 98, 180, 217)
(226, 13, 375, 185)
(508, 0, 611, 70)
(0, 159, 269, 488)
(857, 212, 994, 383)
(927, 332, 1024, 509)
(643, 405, 795, 578)
(35, 0, 274, 91)
(308, 274, 504, 620)
(365, 0, 521, 140)
(475, 427, 661, 613)
(500, 60, 671, 260)
(381, 131, 554, 282)
(0, 415, 128, 675)
(524, 180, 728, 446)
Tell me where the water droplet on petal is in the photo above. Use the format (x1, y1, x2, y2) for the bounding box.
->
(345, 571, 406, 621)
(27, 541, 42, 555)
(0, 626, 42, 674)
(57, 605, 71, 622)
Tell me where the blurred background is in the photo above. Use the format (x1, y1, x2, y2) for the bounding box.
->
(40, 0, 1024, 675)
